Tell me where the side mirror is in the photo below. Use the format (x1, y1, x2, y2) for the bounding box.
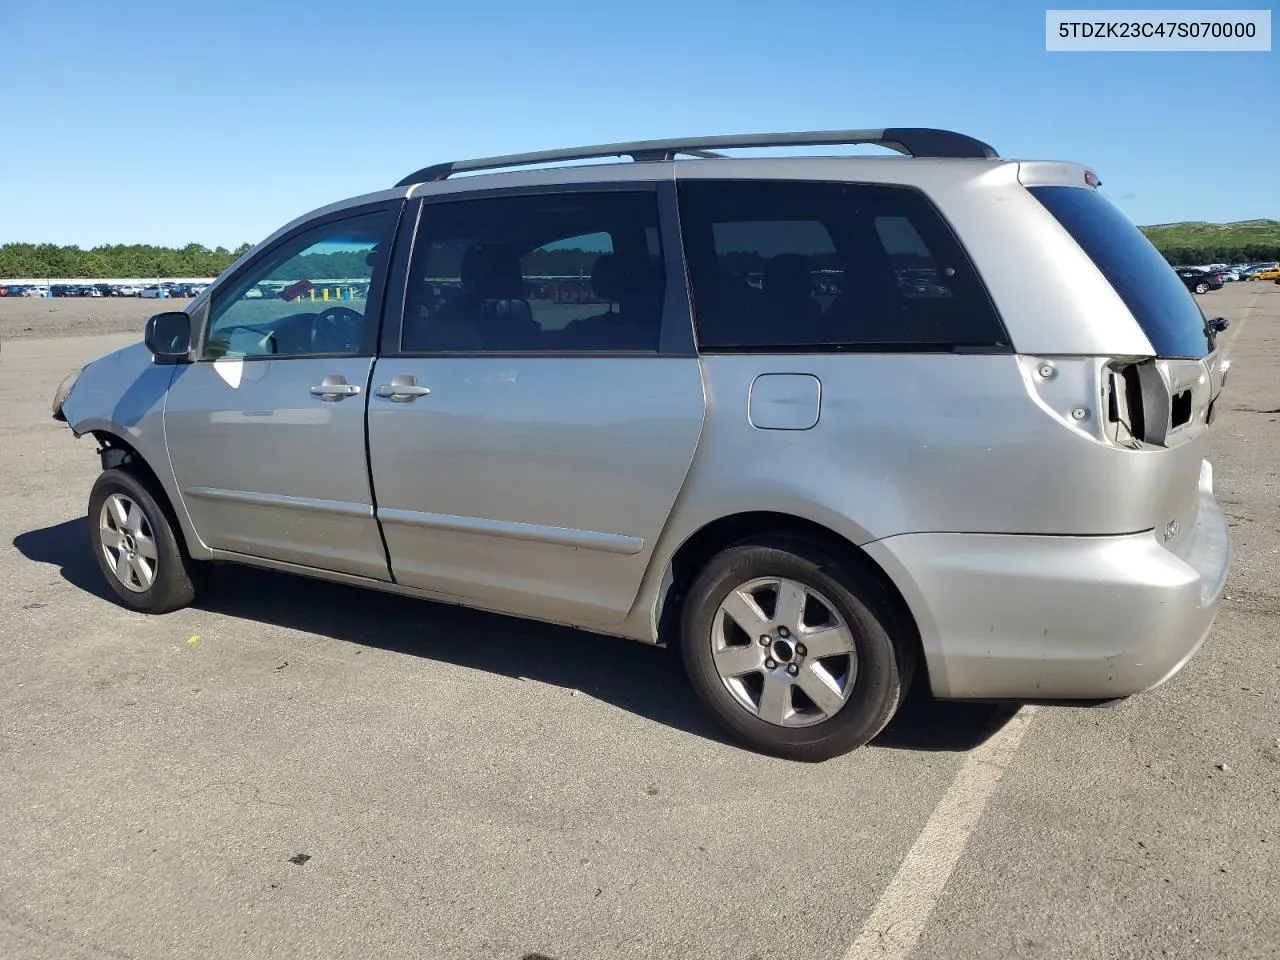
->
(144, 311, 192, 363)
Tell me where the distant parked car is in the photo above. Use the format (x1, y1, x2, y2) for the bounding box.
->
(115, 284, 140, 296)
(1217, 268, 1240, 282)
(139, 286, 170, 299)
(23, 285, 50, 297)
(1250, 265, 1280, 282)
(1241, 263, 1280, 280)
(1175, 268, 1223, 294)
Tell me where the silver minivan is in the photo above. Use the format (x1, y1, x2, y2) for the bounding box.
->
(53, 129, 1232, 760)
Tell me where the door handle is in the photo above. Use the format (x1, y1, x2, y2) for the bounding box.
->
(375, 375, 431, 402)
(309, 375, 361, 401)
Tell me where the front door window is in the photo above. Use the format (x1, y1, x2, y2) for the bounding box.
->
(204, 209, 395, 359)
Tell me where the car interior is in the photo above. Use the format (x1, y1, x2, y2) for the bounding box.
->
(678, 184, 1003, 351)
(202, 216, 390, 359)
(400, 196, 667, 354)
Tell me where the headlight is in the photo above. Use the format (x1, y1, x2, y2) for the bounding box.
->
(52, 367, 82, 420)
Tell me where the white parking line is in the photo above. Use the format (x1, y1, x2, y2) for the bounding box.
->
(844, 707, 1038, 960)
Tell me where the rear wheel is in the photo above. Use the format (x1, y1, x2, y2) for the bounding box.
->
(88, 468, 198, 614)
(1194, 282, 1210, 294)
(679, 536, 914, 761)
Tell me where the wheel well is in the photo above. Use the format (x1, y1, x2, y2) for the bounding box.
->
(90, 432, 193, 556)
(657, 511, 926, 684)
(92, 432, 163, 490)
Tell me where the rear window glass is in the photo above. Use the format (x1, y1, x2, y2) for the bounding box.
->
(678, 180, 1009, 352)
(1029, 186, 1211, 359)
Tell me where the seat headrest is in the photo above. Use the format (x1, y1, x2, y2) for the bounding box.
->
(591, 252, 658, 305)
(461, 243, 524, 299)
(590, 253, 627, 302)
(762, 254, 813, 303)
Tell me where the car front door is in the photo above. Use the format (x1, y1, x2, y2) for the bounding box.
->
(367, 185, 705, 625)
(164, 203, 401, 579)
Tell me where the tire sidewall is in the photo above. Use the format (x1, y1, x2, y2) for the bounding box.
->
(88, 468, 195, 614)
(680, 538, 905, 761)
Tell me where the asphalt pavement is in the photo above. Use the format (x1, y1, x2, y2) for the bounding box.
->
(2, 285, 1277, 960)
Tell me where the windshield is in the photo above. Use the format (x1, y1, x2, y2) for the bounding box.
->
(1030, 185, 1212, 359)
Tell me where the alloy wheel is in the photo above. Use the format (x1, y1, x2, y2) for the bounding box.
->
(710, 577, 858, 727)
(98, 493, 158, 593)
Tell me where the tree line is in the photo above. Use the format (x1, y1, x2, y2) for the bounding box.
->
(4, 239, 1279, 280)
(1155, 244, 1280, 265)
(0, 242, 253, 279)
(265, 249, 373, 282)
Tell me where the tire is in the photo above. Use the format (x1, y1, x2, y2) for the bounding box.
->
(88, 468, 198, 614)
(679, 535, 915, 761)
(1194, 282, 1209, 294)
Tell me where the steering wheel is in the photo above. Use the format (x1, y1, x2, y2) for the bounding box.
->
(310, 306, 364, 353)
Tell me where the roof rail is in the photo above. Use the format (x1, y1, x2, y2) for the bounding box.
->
(394, 127, 999, 186)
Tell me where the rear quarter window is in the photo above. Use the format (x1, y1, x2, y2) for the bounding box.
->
(677, 180, 1009, 353)
(1029, 186, 1212, 359)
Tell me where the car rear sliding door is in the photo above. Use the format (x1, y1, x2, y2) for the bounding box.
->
(367, 184, 705, 625)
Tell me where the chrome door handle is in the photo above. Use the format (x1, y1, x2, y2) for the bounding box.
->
(375, 376, 431, 402)
(309, 376, 361, 401)
(375, 384, 430, 399)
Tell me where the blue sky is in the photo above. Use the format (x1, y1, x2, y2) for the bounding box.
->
(1, 0, 1275, 247)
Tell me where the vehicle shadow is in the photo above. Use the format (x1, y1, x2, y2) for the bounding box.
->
(14, 517, 1019, 755)
(13, 514, 117, 602)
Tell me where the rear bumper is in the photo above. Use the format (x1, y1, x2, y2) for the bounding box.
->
(864, 460, 1231, 701)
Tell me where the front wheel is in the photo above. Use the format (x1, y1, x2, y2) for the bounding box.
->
(88, 468, 198, 614)
(679, 536, 914, 761)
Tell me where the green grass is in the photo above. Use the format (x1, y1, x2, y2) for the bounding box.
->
(1138, 219, 1280, 250)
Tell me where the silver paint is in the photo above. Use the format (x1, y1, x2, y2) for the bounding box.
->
(747, 374, 822, 431)
(367, 356, 705, 624)
(162, 357, 389, 580)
